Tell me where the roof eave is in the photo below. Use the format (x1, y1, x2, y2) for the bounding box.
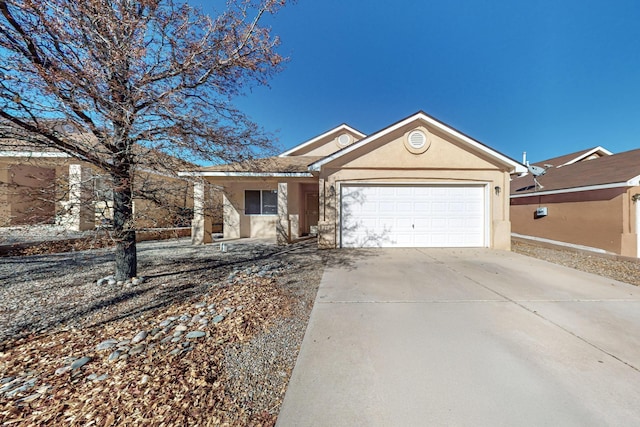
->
(0, 150, 71, 158)
(178, 171, 314, 178)
(278, 124, 366, 157)
(510, 181, 633, 198)
(562, 146, 614, 166)
(309, 112, 526, 173)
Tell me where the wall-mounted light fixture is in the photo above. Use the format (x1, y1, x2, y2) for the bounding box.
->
(494, 186, 501, 196)
(328, 185, 336, 197)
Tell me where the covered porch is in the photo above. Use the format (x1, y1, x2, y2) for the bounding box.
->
(188, 174, 320, 246)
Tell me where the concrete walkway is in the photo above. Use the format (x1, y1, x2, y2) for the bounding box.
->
(277, 248, 640, 426)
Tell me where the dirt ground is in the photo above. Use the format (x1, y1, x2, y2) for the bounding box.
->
(1, 237, 324, 426)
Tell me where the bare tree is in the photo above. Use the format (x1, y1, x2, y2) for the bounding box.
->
(0, 0, 286, 280)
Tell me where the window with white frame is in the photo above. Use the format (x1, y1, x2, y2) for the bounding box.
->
(245, 190, 278, 215)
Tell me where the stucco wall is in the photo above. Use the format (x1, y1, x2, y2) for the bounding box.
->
(297, 130, 363, 157)
(3, 163, 57, 225)
(290, 129, 361, 157)
(340, 126, 499, 171)
(0, 162, 11, 226)
(316, 122, 512, 249)
(1, 156, 193, 229)
(510, 188, 628, 255)
(218, 179, 315, 239)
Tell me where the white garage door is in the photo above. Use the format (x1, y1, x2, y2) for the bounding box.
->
(340, 185, 486, 248)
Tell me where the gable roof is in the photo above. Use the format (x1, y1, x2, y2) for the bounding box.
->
(511, 148, 640, 197)
(530, 146, 612, 169)
(278, 124, 366, 157)
(309, 111, 526, 173)
(180, 156, 320, 177)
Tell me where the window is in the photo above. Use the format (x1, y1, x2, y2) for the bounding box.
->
(245, 190, 278, 215)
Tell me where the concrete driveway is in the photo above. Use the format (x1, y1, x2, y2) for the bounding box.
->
(277, 248, 640, 426)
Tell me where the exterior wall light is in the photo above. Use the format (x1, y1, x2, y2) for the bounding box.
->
(329, 185, 336, 197)
(494, 186, 501, 196)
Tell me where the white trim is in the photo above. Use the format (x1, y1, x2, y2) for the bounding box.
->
(636, 199, 640, 258)
(560, 146, 613, 167)
(0, 150, 70, 158)
(178, 171, 313, 178)
(278, 124, 366, 157)
(510, 180, 637, 198)
(309, 112, 527, 174)
(512, 233, 611, 254)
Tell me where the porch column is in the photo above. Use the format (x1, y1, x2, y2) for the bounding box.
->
(60, 164, 93, 231)
(276, 182, 290, 245)
(191, 180, 212, 245)
(318, 178, 325, 221)
(317, 178, 337, 249)
(223, 192, 240, 239)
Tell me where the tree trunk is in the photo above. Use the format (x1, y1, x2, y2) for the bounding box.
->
(112, 171, 137, 281)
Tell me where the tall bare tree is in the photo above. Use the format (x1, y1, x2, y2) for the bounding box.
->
(0, 0, 286, 280)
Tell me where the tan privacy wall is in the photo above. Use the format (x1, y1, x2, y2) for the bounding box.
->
(510, 188, 632, 255)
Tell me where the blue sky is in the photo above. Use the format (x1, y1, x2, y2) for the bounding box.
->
(194, 0, 640, 163)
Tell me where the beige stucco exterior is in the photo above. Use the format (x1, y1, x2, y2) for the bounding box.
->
(204, 178, 318, 240)
(193, 113, 523, 250)
(315, 120, 513, 249)
(511, 187, 640, 257)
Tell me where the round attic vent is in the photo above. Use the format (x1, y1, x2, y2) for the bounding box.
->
(407, 130, 427, 149)
(403, 128, 431, 154)
(337, 134, 351, 147)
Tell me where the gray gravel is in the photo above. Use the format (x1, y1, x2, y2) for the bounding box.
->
(0, 225, 93, 245)
(512, 240, 640, 286)
(0, 237, 321, 347)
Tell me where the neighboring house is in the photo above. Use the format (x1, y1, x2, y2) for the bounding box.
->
(0, 135, 202, 231)
(510, 146, 640, 257)
(183, 111, 526, 249)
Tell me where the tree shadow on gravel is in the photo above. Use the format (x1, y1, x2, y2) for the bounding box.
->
(0, 238, 378, 348)
(0, 250, 115, 283)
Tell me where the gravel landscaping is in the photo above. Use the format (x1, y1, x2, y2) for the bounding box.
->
(1, 233, 639, 425)
(512, 240, 640, 287)
(1, 237, 324, 425)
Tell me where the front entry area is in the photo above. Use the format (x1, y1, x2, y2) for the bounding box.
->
(304, 192, 319, 235)
(340, 184, 486, 248)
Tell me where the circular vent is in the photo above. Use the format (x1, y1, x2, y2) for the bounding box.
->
(407, 130, 427, 149)
(337, 134, 351, 146)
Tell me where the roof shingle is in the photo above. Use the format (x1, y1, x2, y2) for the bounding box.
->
(512, 148, 640, 194)
(199, 156, 323, 173)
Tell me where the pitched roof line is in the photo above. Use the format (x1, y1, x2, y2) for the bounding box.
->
(278, 124, 366, 157)
(309, 111, 526, 173)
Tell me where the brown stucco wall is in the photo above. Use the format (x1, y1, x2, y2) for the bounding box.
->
(510, 188, 629, 255)
(1, 155, 194, 229)
(1, 159, 61, 226)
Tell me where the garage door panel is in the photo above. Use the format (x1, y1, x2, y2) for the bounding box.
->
(341, 185, 486, 248)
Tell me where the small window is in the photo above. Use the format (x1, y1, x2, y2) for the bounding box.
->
(245, 190, 278, 215)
